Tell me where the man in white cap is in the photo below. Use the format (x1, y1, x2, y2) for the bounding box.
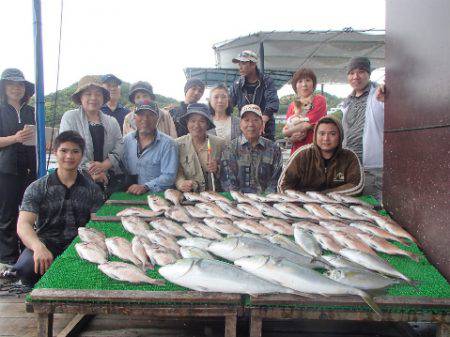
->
(230, 50, 279, 141)
(220, 104, 282, 193)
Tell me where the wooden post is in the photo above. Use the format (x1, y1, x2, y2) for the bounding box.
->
(249, 311, 262, 337)
(37, 313, 53, 337)
(436, 323, 449, 337)
(224, 314, 237, 337)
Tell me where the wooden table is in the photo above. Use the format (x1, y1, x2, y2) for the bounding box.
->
(247, 294, 450, 337)
(26, 289, 242, 337)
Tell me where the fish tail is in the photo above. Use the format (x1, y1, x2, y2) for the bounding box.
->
(407, 252, 420, 262)
(359, 290, 382, 317)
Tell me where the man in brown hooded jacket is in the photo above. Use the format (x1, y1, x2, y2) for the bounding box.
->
(278, 116, 363, 195)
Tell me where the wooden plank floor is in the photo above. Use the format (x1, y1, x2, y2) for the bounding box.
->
(0, 293, 438, 337)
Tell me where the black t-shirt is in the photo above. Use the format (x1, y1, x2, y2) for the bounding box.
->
(243, 81, 259, 105)
(88, 122, 105, 162)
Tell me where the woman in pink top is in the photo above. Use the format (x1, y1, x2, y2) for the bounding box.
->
(283, 68, 327, 155)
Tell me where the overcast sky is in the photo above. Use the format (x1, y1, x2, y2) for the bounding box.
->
(0, 0, 385, 102)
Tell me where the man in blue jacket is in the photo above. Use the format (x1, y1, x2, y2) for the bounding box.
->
(230, 50, 279, 141)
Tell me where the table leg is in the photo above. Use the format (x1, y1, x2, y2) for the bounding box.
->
(249, 311, 262, 337)
(37, 313, 53, 337)
(224, 314, 237, 337)
(436, 323, 449, 337)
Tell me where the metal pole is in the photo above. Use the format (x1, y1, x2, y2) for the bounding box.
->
(259, 41, 265, 74)
(33, 0, 47, 177)
(321, 83, 324, 95)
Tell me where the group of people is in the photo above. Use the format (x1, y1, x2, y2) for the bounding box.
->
(0, 50, 384, 287)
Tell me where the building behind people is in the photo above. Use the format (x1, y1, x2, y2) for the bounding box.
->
(123, 81, 177, 138)
(176, 103, 225, 192)
(341, 57, 385, 201)
(229, 50, 279, 141)
(220, 104, 282, 193)
(0, 68, 36, 270)
(12, 131, 103, 286)
(100, 74, 129, 134)
(121, 101, 179, 194)
(282, 68, 327, 155)
(207, 84, 241, 142)
(59, 75, 124, 195)
(169, 78, 205, 137)
(278, 116, 363, 195)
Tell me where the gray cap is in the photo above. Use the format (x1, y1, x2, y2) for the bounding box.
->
(134, 100, 159, 118)
(181, 103, 215, 130)
(129, 81, 155, 102)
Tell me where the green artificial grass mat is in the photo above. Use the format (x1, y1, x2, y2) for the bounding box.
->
(30, 193, 450, 313)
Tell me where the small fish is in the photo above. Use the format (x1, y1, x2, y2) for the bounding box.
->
(349, 222, 409, 245)
(273, 203, 318, 220)
(322, 254, 368, 271)
(265, 193, 297, 203)
(284, 190, 318, 203)
(327, 192, 374, 208)
(117, 207, 163, 218)
(259, 218, 293, 235)
(164, 205, 191, 223)
(147, 195, 171, 212)
(75, 242, 107, 264)
(244, 193, 273, 203)
(203, 217, 243, 235)
(131, 236, 154, 270)
(150, 218, 191, 238)
(356, 233, 419, 262)
(196, 203, 234, 219)
(265, 234, 310, 257)
(180, 246, 215, 259)
(340, 248, 413, 283)
(331, 231, 378, 256)
(177, 237, 213, 250)
(306, 191, 341, 204)
(293, 221, 329, 235)
(200, 191, 232, 204)
(312, 232, 344, 255)
(293, 227, 322, 258)
(142, 242, 180, 266)
(121, 216, 149, 236)
(215, 201, 250, 218)
(105, 237, 141, 266)
(233, 219, 274, 235)
(98, 261, 164, 285)
(319, 220, 360, 233)
(164, 189, 184, 205)
(182, 222, 223, 240)
(184, 192, 209, 203)
(321, 204, 368, 221)
(236, 203, 265, 218)
(304, 203, 340, 220)
(250, 202, 289, 220)
(145, 229, 180, 253)
(326, 268, 402, 291)
(184, 205, 211, 218)
(230, 191, 254, 203)
(78, 227, 107, 251)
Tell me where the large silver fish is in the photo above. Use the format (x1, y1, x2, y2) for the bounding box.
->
(284, 190, 319, 203)
(203, 217, 243, 235)
(150, 218, 191, 238)
(147, 195, 170, 212)
(142, 242, 180, 266)
(326, 268, 403, 291)
(264, 234, 310, 257)
(78, 227, 107, 251)
(235, 255, 381, 315)
(233, 219, 273, 235)
(164, 189, 184, 205)
(250, 202, 289, 220)
(145, 229, 180, 253)
(236, 203, 266, 219)
(180, 246, 215, 260)
(105, 237, 141, 266)
(293, 227, 322, 258)
(200, 191, 232, 204)
(177, 237, 213, 250)
(98, 261, 164, 285)
(215, 201, 250, 218)
(322, 254, 368, 271)
(273, 203, 318, 220)
(230, 191, 254, 203)
(339, 248, 413, 283)
(159, 258, 297, 295)
(121, 216, 149, 236)
(75, 242, 107, 264)
(182, 221, 223, 240)
(164, 205, 192, 223)
(259, 218, 293, 235)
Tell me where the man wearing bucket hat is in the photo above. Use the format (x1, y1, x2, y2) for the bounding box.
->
(122, 81, 177, 138)
(230, 50, 279, 141)
(220, 104, 282, 194)
(175, 103, 225, 192)
(341, 57, 385, 201)
(121, 100, 179, 194)
(100, 74, 129, 134)
(0, 68, 36, 270)
(59, 75, 124, 195)
(169, 78, 205, 137)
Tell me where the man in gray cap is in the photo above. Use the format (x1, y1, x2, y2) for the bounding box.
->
(230, 50, 279, 141)
(100, 74, 129, 134)
(341, 57, 385, 201)
(121, 101, 179, 194)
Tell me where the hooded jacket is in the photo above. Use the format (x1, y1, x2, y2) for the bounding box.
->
(277, 116, 364, 195)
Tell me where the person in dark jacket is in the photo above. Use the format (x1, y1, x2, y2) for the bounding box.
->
(169, 78, 205, 137)
(0, 68, 36, 270)
(100, 74, 129, 134)
(230, 50, 280, 141)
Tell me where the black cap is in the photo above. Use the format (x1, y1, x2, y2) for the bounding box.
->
(101, 74, 122, 85)
(347, 57, 371, 74)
